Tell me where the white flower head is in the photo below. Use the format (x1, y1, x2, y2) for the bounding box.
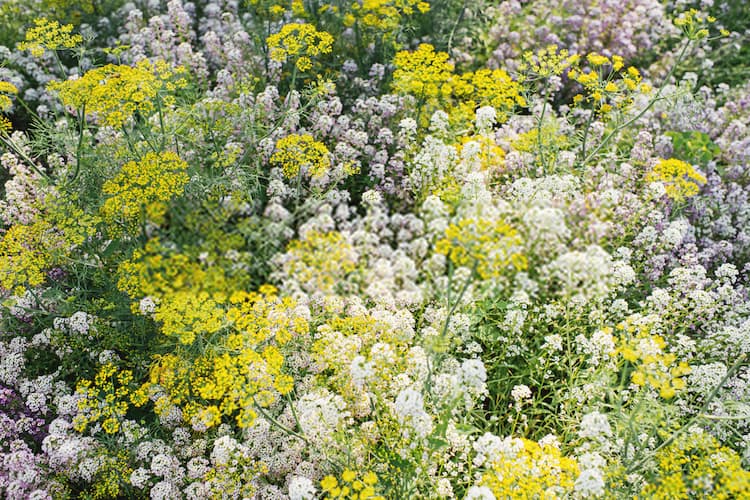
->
(466, 485, 496, 500)
(475, 106, 497, 131)
(289, 476, 316, 500)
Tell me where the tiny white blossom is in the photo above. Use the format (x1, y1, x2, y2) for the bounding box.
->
(288, 476, 316, 500)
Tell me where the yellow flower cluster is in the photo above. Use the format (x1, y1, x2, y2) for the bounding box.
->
(49, 59, 187, 128)
(101, 151, 189, 232)
(73, 363, 142, 435)
(347, 0, 430, 39)
(435, 218, 527, 280)
(479, 438, 579, 498)
(641, 428, 750, 499)
(568, 54, 651, 114)
(674, 8, 725, 40)
(117, 239, 234, 301)
(321, 470, 384, 500)
(0, 81, 18, 113)
(0, 197, 98, 294)
(392, 44, 454, 100)
(153, 290, 224, 345)
(392, 44, 525, 127)
(270, 134, 332, 179)
(645, 158, 707, 202)
(0, 223, 52, 293)
(518, 44, 580, 80)
(145, 285, 307, 429)
(87, 451, 133, 500)
(245, 0, 303, 20)
(617, 320, 691, 399)
(267, 23, 334, 72)
(0, 81, 17, 133)
(17, 18, 82, 57)
(283, 230, 358, 293)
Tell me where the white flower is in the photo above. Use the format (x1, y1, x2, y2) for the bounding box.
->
(465, 485, 496, 500)
(139, 296, 157, 316)
(350, 355, 373, 388)
(130, 467, 151, 489)
(436, 478, 454, 498)
(394, 387, 433, 438)
(511, 384, 532, 404)
(430, 110, 450, 134)
(578, 411, 612, 441)
(543, 334, 563, 351)
(68, 311, 93, 335)
(288, 476, 316, 500)
(362, 189, 382, 207)
(460, 358, 488, 395)
(475, 106, 497, 131)
(574, 468, 605, 497)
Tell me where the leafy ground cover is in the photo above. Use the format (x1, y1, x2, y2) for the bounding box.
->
(1, 0, 750, 498)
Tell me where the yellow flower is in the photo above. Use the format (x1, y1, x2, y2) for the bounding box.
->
(0, 81, 18, 113)
(101, 151, 189, 233)
(645, 158, 706, 202)
(17, 18, 82, 57)
(270, 133, 331, 179)
(48, 60, 187, 128)
(586, 53, 610, 66)
(479, 438, 579, 498)
(266, 23, 333, 71)
(435, 218, 527, 280)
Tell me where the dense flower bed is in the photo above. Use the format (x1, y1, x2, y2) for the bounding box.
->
(1, 0, 750, 498)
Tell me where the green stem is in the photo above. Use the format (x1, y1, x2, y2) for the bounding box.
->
(253, 397, 310, 445)
(0, 134, 52, 182)
(70, 103, 86, 182)
(537, 80, 549, 172)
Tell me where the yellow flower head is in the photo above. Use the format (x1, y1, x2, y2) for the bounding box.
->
(270, 133, 331, 179)
(17, 18, 82, 57)
(645, 158, 706, 202)
(49, 60, 187, 128)
(267, 23, 334, 72)
(101, 151, 189, 232)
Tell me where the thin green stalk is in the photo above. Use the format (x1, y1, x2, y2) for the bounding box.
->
(0, 134, 52, 182)
(70, 103, 86, 182)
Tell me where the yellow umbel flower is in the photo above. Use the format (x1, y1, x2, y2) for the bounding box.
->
(350, 0, 430, 38)
(480, 437, 579, 499)
(393, 44, 524, 127)
(283, 230, 358, 292)
(616, 318, 691, 399)
(435, 217, 527, 280)
(267, 23, 334, 72)
(518, 44, 580, 79)
(642, 428, 750, 499)
(0, 196, 98, 294)
(73, 363, 139, 435)
(101, 151, 189, 232)
(321, 469, 385, 500)
(645, 158, 706, 202)
(0, 81, 18, 113)
(17, 18, 82, 57)
(270, 133, 331, 179)
(143, 286, 308, 430)
(48, 60, 187, 128)
(393, 43, 454, 100)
